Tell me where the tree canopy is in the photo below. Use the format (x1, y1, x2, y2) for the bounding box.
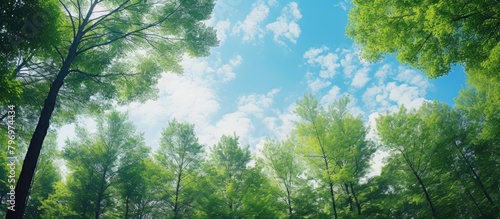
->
(4, 0, 218, 217)
(347, 0, 500, 79)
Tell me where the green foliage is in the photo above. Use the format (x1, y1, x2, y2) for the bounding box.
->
(260, 138, 324, 218)
(375, 100, 500, 218)
(154, 120, 204, 218)
(197, 134, 278, 218)
(63, 111, 147, 219)
(38, 182, 78, 219)
(295, 95, 375, 218)
(25, 133, 61, 219)
(347, 0, 500, 78)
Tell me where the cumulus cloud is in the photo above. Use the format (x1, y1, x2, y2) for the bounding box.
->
(351, 67, 371, 88)
(237, 89, 280, 117)
(320, 85, 341, 105)
(340, 51, 359, 77)
(216, 55, 243, 81)
(375, 63, 392, 82)
(303, 47, 340, 79)
(262, 103, 300, 140)
(307, 77, 332, 92)
(232, 1, 270, 42)
(215, 19, 231, 44)
(213, 111, 253, 141)
(362, 66, 431, 113)
(395, 67, 431, 94)
(266, 2, 302, 45)
(121, 53, 247, 149)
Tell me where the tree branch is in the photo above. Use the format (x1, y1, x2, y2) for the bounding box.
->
(59, 0, 76, 37)
(77, 0, 185, 54)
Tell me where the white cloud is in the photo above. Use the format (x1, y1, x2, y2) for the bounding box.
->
(375, 63, 392, 83)
(196, 88, 281, 149)
(351, 67, 371, 88)
(362, 66, 431, 113)
(232, 1, 269, 42)
(237, 89, 280, 117)
(387, 82, 427, 110)
(267, 0, 277, 6)
(215, 19, 231, 44)
(122, 53, 247, 149)
(262, 103, 300, 140)
(395, 67, 431, 95)
(213, 111, 253, 141)
(304, 46, 328, 64)
(266, 2, 302, 45)
(320, 85, 341, 105)
(303, 47, 340, 79)
(308, 77, 331, 92)
(340, 52, 358, 77)
(333, 0, 349, 11)
(216, 55, 242, 81)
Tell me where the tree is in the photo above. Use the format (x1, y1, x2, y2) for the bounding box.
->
(295, 95, 376, 218)
(347, 0, 500, 78)
(116, 154, 157, 219)
(454, 87, 500, 217)
(38, 182, 78, 219)
(346, 1, 500, 147)
(323, 97, 375, 217)
(63, 112, 146, 219)
(295, 94, 338, 219)
(24, 133, 61, 219)
(9, 0, 218, 217)
(376, 105, 442, 218)
(198, 134, 277, 218)
(154, 120, 204, 219)
(259, 138, 323, 219)
(0, 0, 62, 105)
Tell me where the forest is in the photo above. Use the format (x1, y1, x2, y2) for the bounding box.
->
(0, 0, 499, 218)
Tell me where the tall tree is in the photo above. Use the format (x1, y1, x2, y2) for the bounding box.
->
(63, 112, 146, 219)
(295, 95, 375, 218)
(9, 1, 218, 217)
(24, 133, 61, 219)
(295, 94, 338, 219)
(154, 120, 203, 219)
(372, 99, 499, 218)
(323, 97, 375, 216)
(259, 138, 322, 219)
(116, 153, 156, 219)
(376, 106, 437, 218)
(346, 1, 500, 156)
(454, 87, 500, 217)
(198, 134, 277, 219)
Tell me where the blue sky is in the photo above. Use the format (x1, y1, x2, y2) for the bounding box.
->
(57, 0, 467, 154)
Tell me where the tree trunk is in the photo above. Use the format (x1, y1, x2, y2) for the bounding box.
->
(465, 187, 485, 217)
(456, 144, 495, 206)
(328, 182, 338, 219)
(344, 183, 353, 212)
(5, 55, 74, 219)
(95, 167, 109, 219)
(314, 131, 338, 219)
(350, 183, 362, 215)
(173, 168, 183, 219)
(414, 172, 438, 218)
(285, 184, 293, 219)
(4, 7, 87, 216)
(124, 195, 130, 219)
